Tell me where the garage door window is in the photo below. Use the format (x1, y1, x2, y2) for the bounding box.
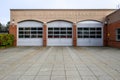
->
(116, 29, 120, 41)
(78, 27, 102, 38)
(19, 27, 43, 38)
(48, 27, 72, 38)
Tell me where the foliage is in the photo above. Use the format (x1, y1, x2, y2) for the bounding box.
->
(0, 22, 2, 31)
(0, 34, 14, 47)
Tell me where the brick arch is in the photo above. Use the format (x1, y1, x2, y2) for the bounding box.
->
(47, 19, 73, 24)
(17, 19, 44, 23)
(77, 19, 103, 23)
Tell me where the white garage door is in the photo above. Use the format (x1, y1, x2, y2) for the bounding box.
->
(17, 21, 43, 46)
(47, 21, 73, 46)
(77, 21, 103, 46)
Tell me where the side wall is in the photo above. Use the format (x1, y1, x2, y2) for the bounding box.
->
(104, 20, 120, 48)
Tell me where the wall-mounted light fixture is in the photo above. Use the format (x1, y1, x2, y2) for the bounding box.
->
(11, 19, 15, 25)
(104, 21, 108, 25)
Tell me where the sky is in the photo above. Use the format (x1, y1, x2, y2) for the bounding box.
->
(0, 0, 120, 25)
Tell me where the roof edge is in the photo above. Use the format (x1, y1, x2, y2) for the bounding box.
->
(10, 9, 116, 11)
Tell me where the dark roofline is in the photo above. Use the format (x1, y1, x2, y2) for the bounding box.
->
(10, 9, 116, 11)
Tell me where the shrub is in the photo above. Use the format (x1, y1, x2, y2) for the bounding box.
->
(0, 34, 14, 47)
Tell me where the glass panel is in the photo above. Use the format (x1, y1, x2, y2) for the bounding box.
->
(61, 35, 66, 38)
(54, 35, 59, 38)
(90, 35, 96, 38)
(84, 35, 89, 38)
(90, 28, 95, 30)
(48, 32, 53, 34)
(61, 32, 66, 34)
(19, 31, 24, 34)
(38, 35, 42, 38)
(25, 35, 30, 38)
(25, 31, 30, 34)
(48, 28, 53, 30)
(19, 28, 24, 30)
(67, 35, 72, 38)
(78, 28, 82, 30)
(67, 28, 72, 30)
(54, 32, 59, 34)
(118, 29, 120, 34)
(61, 28, 66, 30)
(19, 35, 24, 38)
(31, 28, 37, 30)
(84, 28, 89, 30)
(31, 31, 36, 34)
(78, 35, 82, 38)
(97, 28, 101, 30)
(67, 32, 72, 34)
(31, 35, 37, 38)
(54, 28, 59, 30)
(48, 35, 53, 38)
(96, 35, 101, 38)
(38, 28, 42, 30)
(118, 35, 120, 39)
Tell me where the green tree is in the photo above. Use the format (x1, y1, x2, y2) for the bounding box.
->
(0, 22, 2, 31)
(6, 21, 10, 31)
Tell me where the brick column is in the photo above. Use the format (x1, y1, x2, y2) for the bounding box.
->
(73, 23, 77, 47)
(103, 24, 108, 46)
(9, 24, 17, 46)
(43, 23, 47, 47)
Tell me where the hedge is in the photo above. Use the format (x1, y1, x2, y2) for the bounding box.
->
(0, 34, 14, 47)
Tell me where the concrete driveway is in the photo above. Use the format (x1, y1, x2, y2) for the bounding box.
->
(0, 47, 120, 80)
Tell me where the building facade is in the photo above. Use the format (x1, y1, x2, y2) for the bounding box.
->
(9, 9, 115, 47)
(104, 9, 120, 48)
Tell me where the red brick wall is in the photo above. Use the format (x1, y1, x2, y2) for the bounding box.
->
(105, 20, 120, 48)
(73, 23, 77, 47)
(9, 25, 17, 46)
(43, 23, 47, 47)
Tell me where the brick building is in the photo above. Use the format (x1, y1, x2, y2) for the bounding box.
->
(9, 9, 116, 47)
(104, 9, 120, 48)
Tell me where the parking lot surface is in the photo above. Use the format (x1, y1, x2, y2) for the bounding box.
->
(0, 47, 120, 80)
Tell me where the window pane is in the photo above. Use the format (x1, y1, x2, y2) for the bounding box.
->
(19, 31, 24, 34)
(31, 31, 36, 34)
(67, 32, 72, 34)
(54, 28, 59, 30)
(90, 35, 95, 38)
(31, 35, 37, 38)
(84, 28, 89, 30)
(19, 28, 24, 30)
(67, 28, 72, 30)
(25, 35, 30, 38)
(97, 28, 101, 30)
(25, 28, 30, 30)
(31, 28, 37, 30)
(90, 28, 95, 30)
(118, 29, 120, 34)
(61, 28, 66, 30)
(38, 35, 42, 38)
(96, 35, 101, 38)
(84, 35, 89, 38)
(78, 35, 82, 38)
(78, 28, 82, 30)
(19, 35, 24, 38)
(48, 28, 53, 30)
(67, 35, 72, 38)
(118, 35, 120, 39)
(38, 28, 42, 30)
(54, 32, 59, 34)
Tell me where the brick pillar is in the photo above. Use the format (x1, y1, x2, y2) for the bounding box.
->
(73, 23, 77, 47)
(9, 24, 17, 46)
(43, 23, 47, 47)
(103, 24, 108, 46)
